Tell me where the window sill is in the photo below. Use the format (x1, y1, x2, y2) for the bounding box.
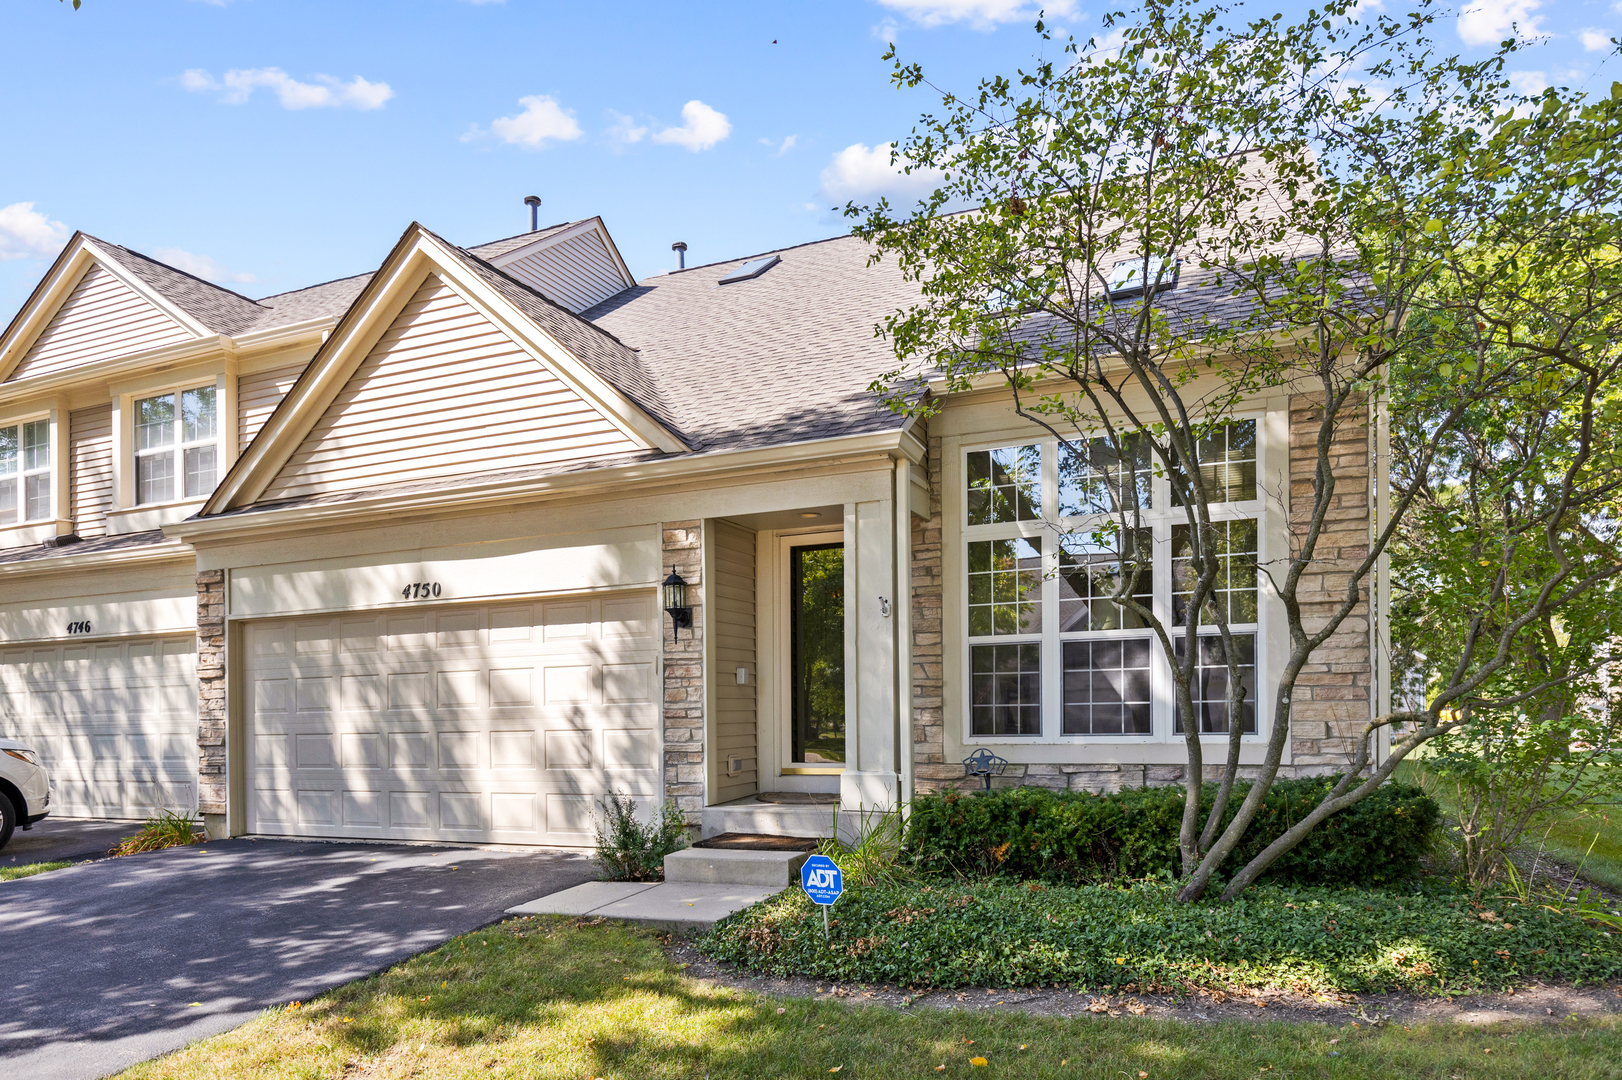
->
(106, 498, 208, 536)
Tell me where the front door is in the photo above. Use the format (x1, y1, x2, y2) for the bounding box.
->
(789, 541, 845, 766)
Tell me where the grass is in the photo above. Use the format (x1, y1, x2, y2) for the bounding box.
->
(115, 916, 1622, 1080)
(0, 860, 71, 881)
(703, 880, 1622, 995)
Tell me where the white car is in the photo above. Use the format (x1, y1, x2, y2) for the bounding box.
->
(0, 737, 51, 851)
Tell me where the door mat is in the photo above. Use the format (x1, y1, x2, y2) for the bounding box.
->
(693, 832, 822, 852)
(755, 792, 840, 805)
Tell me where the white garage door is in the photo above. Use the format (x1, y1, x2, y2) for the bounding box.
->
(0, 636, 198, 818)
(244, 592, 661, 846)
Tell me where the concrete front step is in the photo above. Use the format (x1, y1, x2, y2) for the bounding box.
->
(664, 846, 811, 887)
(506, 881, 777, 933)
(700, 800, 840, 840)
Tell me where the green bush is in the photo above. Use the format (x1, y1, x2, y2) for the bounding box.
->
(903, 777, 1439, 888)
(593, 794, 689, 882)
(701, 880, 1622, 994)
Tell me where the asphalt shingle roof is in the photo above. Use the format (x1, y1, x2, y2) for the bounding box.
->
(90, 239, 268, 336)
(252, 273, 375, 328)
(464, 221, 578, 260)
(0, 530, 175, 566)
(584, 233, 922, 453)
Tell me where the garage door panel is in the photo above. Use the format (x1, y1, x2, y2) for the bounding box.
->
(245, 594, 658, 845)
(0, 635, 197, 818)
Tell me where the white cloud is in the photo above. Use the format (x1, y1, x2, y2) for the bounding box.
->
(1508, 70, 1549, 94)
(817, 142, 946, 206)
(469, 95, 584, 148)
(776, 134, 799, 155)
(1457, 0, 1544, 47)
(1581, 28, 1614, 51)
(651, 100, 732, 152)
(0, 202, 70, 261)
(876, 0, 1078, 30)
(152, 247, 257, 285)
(181, 67, 394, 110)
(604, 110, 649, 148)
(873, 16, 902, 41)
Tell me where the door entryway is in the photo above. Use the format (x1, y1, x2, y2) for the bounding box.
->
(788, 541, 845, 767)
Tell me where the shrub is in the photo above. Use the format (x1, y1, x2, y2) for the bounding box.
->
(903, 776, 1439, 888)
(701, 879, 1622, 994)
(109, 808, 205, 856)
(593, 794, 688, 881)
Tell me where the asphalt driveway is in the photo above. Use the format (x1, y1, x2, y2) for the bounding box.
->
(0, 830, 597, 1080)
(3, 816, 138, 867)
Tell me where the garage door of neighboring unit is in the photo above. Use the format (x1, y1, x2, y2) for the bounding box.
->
(244, 593, 661, 846)
(0, 637, 199, 818)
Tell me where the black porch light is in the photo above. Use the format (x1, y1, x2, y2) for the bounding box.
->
(662, 566, 693, 636)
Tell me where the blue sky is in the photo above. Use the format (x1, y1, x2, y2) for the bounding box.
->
(0, 0, 1616, 316)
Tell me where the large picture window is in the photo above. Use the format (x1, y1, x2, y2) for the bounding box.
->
(0, 420, 50, 525)
(135, 386, 217, 505)
(963, 419, 1263, 741)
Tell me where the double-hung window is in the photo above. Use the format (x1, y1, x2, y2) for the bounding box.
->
(0, 419, 51, 525)
(135, 386, 217, 505)
(963, 419, 1262, 740)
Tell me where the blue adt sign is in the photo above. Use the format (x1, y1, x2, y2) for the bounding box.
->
(800, 854, 843, 906)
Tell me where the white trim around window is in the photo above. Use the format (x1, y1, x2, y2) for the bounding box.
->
(0, 414, 54, 527)
(955, 414, 1273, 747)
(133, 384, 220, 507)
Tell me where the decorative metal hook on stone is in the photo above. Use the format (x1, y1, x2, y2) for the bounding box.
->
(961, 748, 1009, 792)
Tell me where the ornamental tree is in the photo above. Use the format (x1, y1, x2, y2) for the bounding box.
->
(852, 0, 1622, 901)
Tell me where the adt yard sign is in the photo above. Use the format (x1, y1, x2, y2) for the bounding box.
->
(801, 854, 843, 905)
(801, 854, 843, 942)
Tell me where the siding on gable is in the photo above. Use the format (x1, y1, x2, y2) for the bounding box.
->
(500, 231, 628, 314)
(711, 519, 758, 803)
(69, 403, 114, 538)
(7, 265, 194, 383)
(238, 359, 307, 449)
(260, 274, 643, 502)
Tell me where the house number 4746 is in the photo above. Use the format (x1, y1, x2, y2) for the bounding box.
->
(66, 620, 93, 635)
(400, 582, 442, 600)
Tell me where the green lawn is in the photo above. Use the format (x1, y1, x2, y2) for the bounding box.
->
(0, 860, 71, 882)
(117, 916, 1622, 1080)
(1393, 760, 1622, 893)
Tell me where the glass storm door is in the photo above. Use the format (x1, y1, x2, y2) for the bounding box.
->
(790, 542, 846, 764)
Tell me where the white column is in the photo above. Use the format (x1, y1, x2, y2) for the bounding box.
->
(840, 497, 900, 812)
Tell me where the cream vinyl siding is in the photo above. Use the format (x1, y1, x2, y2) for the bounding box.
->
(238, 359, 307, 448)
(712, 520, 758, 802)
(501, 232, 629, 314)
(7, 265, 193, 383)
(69, 403, 114, 538)
(0, 636, 197, 818)
(243, 595, 660, 845)
(261, 274, 642, 502)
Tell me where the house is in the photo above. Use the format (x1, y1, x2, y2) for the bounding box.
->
(0, 212, 1387, 846)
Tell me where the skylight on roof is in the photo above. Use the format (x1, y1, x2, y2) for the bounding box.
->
(718, 254, 781, 284)
(1105, 255, 1176, 297)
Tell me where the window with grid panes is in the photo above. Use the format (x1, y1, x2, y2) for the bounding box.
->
(964, 419, 1263, 740)
(135, 386, 217, 505)
(0, 420, 51, 525)
(1174, 633, 1257, 734)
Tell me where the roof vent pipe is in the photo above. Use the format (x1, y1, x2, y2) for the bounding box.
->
(524, 195, 542, 232)
(672, 241, 687, 270)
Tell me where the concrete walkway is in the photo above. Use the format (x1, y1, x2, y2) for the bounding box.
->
(508, 880, 781, 931)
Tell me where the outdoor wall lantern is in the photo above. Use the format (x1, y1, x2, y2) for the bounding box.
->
(662, 566, 693, 637)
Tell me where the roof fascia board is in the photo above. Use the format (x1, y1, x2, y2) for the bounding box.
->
(419, 232, 683, 454)
(0, 539, 192, 580)
(172, 428, 914, 545)
(0, 333, 236, 404)
(0, 239, 99, 383)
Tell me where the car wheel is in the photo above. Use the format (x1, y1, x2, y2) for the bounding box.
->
(0, 796, 14, 852)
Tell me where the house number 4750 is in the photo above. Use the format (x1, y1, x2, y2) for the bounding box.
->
(400, 582, 442, 600)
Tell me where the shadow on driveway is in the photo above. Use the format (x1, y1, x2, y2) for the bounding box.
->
(0, 837, 597, 1080)
(2, 817, 139, 867)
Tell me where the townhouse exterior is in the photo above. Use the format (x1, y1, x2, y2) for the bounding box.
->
(0, 212, 1388, 846)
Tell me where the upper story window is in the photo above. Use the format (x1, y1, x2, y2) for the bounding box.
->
(0, 420, 51, 525)
(963, 419, 1262, 740)
(135, 386, 216, 505)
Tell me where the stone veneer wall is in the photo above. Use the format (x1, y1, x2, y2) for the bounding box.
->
(661, 520, 705, 824)
(196, 569, 228, 824)
(911, 400, 1375, 795)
